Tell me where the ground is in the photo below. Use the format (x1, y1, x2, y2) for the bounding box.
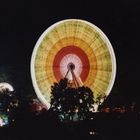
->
(0, 111, 139, 140)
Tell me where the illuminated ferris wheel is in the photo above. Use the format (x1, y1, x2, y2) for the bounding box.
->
(31, 19, 116, 109)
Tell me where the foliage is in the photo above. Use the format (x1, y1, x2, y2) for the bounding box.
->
(50, 78, 94, 122)
(0, 89, 18, 115)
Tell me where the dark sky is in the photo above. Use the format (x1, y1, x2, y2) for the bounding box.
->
(0, 0, 140, 105)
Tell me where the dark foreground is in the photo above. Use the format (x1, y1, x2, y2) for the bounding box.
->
(0, 111, 140, 140)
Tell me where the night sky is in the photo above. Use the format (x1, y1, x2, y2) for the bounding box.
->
(0, 0, 140, 105)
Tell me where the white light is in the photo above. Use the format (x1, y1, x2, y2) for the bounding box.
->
(93, 104, 99, 112)
(89, 108, 94, 112)
(57, 106, 61, 110)
(60, 54, 82, 78)
(0, 117, 5, 127)
(79, 99, 83, 103)
(0, 82, 14, 92)
(75, 109, 79, 113)
(89, 131, 93, 135)
(89, 131, 96, 135)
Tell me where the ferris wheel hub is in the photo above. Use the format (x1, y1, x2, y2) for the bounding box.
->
(67, 62, 75, 70)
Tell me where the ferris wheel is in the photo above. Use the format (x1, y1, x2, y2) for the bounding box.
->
(31, 19, 116, 109)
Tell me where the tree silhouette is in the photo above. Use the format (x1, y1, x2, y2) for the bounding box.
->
(0, 88, 19, 127)
(0, 89, 18, 114)
(50, 78, 94, 122)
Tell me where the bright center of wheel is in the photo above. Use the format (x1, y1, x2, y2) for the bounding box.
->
(53, 46, 90, 83)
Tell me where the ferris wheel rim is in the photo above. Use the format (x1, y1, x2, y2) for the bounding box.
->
(30, 19, 116, 108)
